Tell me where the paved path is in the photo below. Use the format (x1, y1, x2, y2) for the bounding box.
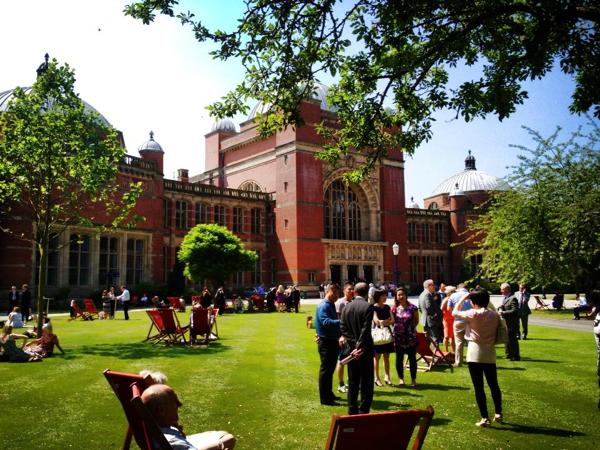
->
(528, 316, 594, 332)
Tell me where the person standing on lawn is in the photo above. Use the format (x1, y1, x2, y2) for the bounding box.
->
(418, 279, 443, 344)
(516, 283, 531, 339)
(589, 290, 600, 410)
(116, 285, 130, 320)
(20, 284, 32, 323)
(7, 285, 19, 315)
(335, 282, 354, 394)
(449, 283, 471, 367)
(315, 283, 342, 406)
(498, 283, 520, 361)
(340, 282, 374, 415)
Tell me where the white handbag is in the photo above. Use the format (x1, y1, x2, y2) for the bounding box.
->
(372, 325, 393, 345)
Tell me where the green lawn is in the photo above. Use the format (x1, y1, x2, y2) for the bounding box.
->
(1, 308, 598, 449)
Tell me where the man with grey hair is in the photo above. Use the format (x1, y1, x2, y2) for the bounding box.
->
(418, 279, 443, 344)
(498, 282, 520, 361)
(448, 283, 470, 366)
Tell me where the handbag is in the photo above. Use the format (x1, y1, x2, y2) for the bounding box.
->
(372, 325, 393, 346)
(496, 315, 508, 344)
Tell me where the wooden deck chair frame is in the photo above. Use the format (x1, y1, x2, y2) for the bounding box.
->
(83, 298, 100, 318)
(103, 369, 152, 450)
(156, 308, 189, 345)
(144, 310, 165, 343)
(533, 295, 550, 310)
(210, 308, 219, 339)
(325, 406, 434, 450)
(410, 332, 453, 372)
(129, 382, 174, 450)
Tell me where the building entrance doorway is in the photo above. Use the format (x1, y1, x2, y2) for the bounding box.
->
(363, 265, 374, 283)
(330, 265, 341, 285)
(347, 265, 358, 283)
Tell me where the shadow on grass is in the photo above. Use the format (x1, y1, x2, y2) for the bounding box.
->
(431, 417, 452, 426)
(415, 383, 469, 391)
(70, 341, 231, 360)
(497, 366, 526, 371)
(371, 398, 416, 410)
(518, 357, 560, 363)
(498, 422, 585, 437)
(525, 338, 561, 341)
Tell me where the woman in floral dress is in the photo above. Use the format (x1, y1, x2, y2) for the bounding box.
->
(392, 287, 419, 387)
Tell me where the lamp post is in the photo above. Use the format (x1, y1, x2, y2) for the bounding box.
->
(392, 242, 400, 287)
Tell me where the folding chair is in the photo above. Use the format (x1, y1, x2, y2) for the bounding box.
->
(129, 382, 174, 450)
(69, 301, 85, 320)
(144, 310, 165, 343)
(411, 332, 453, 372)
(146, 309, 189, 345)
(167, 297, 182, 310)
(209, 307, 219, 339)
(83, 298, 100, 318)
(103, 369, 152, 450)
(534, 295, 550, 310)
(190, 308, 212, 345)
(325, 406, 434, 450)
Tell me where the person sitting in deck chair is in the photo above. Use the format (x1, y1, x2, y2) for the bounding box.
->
(141, 384, 236, 450)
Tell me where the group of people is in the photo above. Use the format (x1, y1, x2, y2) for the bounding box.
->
(6, 284, 32, 322)
(315, 277, 575, 426)
(0, 321, 64, 362)
(264, 284, 301, 313)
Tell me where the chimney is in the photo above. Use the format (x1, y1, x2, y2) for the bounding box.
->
(177, 169, 189, 183)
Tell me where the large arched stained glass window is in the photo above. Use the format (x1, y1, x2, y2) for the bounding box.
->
(324, 180, 362, 240)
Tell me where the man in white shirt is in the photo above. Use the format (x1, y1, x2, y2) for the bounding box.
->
(141, 384, 236, 450)
(116, 285, 131, 320)
(448, 283, 470, 366)
(335, 282, 354, 393)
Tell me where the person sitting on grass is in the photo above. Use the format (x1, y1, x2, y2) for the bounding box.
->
(0, 324, 42, 362)
(8, 306, 24, 328)
(141, 383, 236, 450)
(23, 323, 64, 357)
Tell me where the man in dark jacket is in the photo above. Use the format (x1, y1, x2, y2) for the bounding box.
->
(20, 284, 31, 323)
(340, 282, 374, 415)
(315, 283, 342, 405)
(498, 283, 520, 361)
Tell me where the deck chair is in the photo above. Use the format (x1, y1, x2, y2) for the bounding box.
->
(411, 332, 453, 372)
(167, 297, 183, 311)
(209, 307, 219, 339)
(190, 308, 212, 345)
(83, 298, 100, 318)
(534, 295, 550, 310)
(146, 309, 189, 345)
(144, 310, 165, 343)
(103, 369, 152, 450)
(325, 406, 434, 450)
(69, 301, 85, 320)
(129, 382, 174, 450)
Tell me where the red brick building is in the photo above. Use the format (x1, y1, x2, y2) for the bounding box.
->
(0, 82, 502, 298)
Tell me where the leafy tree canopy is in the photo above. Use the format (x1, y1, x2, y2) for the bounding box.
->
(469, 120, 600, 292)
(0, 57, 142, 331)
(126, 0, 599, 180)
(178, 224, 258, 285)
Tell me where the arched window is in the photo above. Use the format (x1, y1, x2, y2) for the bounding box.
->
(324, 180, 362, 240)
(239, 181, 263, 192)
(428, 202, 439, 210)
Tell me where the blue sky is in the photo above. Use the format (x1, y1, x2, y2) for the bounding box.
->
(0, 0, 592, 204)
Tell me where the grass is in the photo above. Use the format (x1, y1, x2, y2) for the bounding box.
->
(1, 308, 598, 449)
(532, 308, 593, 321)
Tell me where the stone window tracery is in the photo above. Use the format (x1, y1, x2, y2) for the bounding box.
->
(324, 180, 362, 241)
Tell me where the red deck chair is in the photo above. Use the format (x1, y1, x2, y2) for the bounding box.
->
(83, 298, 100, 318)
(131, 295, 139, 305)
(103, 369, 152, 450)
(325, 406, 434, 450)
(69, 301, 85, 320)
(209, 307, 219, 339)
(190, 308, 213, 345)
(167, 297, 181, 309)
(148, 308, 189, 345)
(144, 310, 165, 343)
(411, 332, 454, 372)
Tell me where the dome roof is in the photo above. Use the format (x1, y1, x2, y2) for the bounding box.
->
(430, 151, 504, 197)
(138, 131, 163, 153)
(247, 82, 338, 121)
(211, 118, 237, 133)
(0, 87, 112, 127)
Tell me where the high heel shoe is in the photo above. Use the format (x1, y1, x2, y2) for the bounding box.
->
(374, 379, 383, 387)
(384, 377, 392, 385)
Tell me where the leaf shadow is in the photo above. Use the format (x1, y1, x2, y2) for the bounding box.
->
(71, 341, 231, 360)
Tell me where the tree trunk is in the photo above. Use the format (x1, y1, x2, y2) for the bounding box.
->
(36, 235, 48, 334)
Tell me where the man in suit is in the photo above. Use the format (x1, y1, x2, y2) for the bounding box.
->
(498, 283, 520, 361)
(517, 283, 531, 339)
(418, 279, 443, 344)
(20, 284, 31, 323)
(7, 285, 19, 315)
(340, 282, 374, 415)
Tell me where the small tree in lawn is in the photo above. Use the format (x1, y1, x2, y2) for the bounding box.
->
(178, 224, 257, 288)
(0, 56, 141, 333)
